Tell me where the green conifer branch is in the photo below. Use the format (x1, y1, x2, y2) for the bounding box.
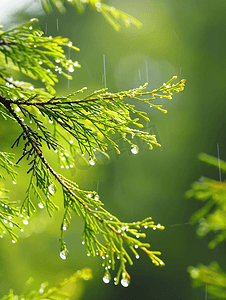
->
(0, 152, 24, 243)
(0, 186, 24, 243)
(185, 153, 226, 249)
(0, 19, 186, 285)
(0, 151, 18, 180)
(41, 0, 142, 31)
(0, 268, 92, 300)
(0, 18, 80, 95)
(187, 262, 226, 299)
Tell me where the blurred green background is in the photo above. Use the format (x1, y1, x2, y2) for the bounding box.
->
(0, 0, 226, 299)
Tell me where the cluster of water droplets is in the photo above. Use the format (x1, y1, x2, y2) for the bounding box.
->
(95, 1, 102, 12)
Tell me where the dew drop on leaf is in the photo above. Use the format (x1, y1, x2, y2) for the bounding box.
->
(23, 220, 29, 225)
(48, 184, 57, 195)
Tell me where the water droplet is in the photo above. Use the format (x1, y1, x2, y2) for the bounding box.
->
(39, 288, 44, 294)
(131, 145, 139, 154)
(23, 220, 29, 225)
(121, 278, 130, 287)
(68, 65, 74, 72)
(89, 159, 95, 165)
(12, 240, 16, 243)
(38, 202, 44, 209)
(49, 120, 53, 124)
(136, 255, 139, 259)
(48, 184, 57, 195)
(69, 140, 73, 144)
(95, 1, 101, 8)
(94, 194, 99, 201)
(68, 42, 72, 47)
(60, 249, 69, 260)
(9, 222, 13, 227)
(103, 271, 111, 283)
(134, 245, 138, 249)
(20, 229, 24, 232)
(3, 219, 8, 224)
(62, 220, 68, 231)
(153, 227, 156, 230)
(74, 61, 79, 67)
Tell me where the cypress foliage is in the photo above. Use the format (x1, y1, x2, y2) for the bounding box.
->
(0, 3, 186, 292)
